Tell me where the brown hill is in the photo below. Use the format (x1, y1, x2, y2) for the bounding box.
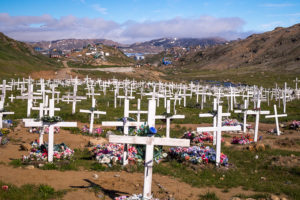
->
(178, 23, 300, 73)
(0, 32, 60, 77)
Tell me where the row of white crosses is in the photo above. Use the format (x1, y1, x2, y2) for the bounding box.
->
(24, 99, 77, 162)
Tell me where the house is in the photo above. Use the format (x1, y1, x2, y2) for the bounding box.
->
(50, 51, 61, 58)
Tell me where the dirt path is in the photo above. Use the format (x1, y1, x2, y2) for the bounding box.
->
(74, 67, 134, 73)
(54, 61, 73, 79)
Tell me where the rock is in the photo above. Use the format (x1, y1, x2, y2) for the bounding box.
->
(290, 154, 295, 157)
(245, 198, 255, 200)
(93, 174, 99, 179)
(20, 143, 32, 151)
(38, 163, 44, 168)
(114, 174, 120, 177)
(281, 197, 288, 200)
(135, 184, 140, 187)
(270, 194, 280, 200)
(261, 176, 267, 181)
(220, 177, 224, 180)
(25, 165, 34, 170)
(231, 197, 241, 200)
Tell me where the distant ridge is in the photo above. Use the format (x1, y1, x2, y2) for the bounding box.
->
(29, 37, 226, 54)
(120, 37, 227, 53)
(176, 23, 300, 72)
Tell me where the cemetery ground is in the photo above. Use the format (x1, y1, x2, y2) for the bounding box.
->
(0, 83, 299, 200)
(0, 120, 300, 200)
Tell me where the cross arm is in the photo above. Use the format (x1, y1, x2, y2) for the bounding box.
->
(109, 135, 190, 147)
(197, 126, 241, 132)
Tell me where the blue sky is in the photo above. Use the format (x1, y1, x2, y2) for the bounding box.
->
(0, 0, 299, 43)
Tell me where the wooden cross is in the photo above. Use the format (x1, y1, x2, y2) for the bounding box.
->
(16, 83, 42, 117)
(128, 98, 148, 130)
(265, 104, 287, 136)
(244, 100, 270, 142)
(197, 105, 241, 166)
(155, 100, 185, 138)
(24, 99, 77, 162)
(102, 99, 144, 165)
(9, 94, 15, 103)
(80, 98, 106, 134)
(109, 99, 190, 198)
(234, 99, 250, 133)
(62, 87, 87, 114)
(199, 98, 230, 145)
(0, 101, 14, 129)
(293, 77, 300, 90)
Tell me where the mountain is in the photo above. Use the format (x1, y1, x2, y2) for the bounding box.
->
(0, 32, 60, 77)
(120, 37, 227, 54)
(178, 24, 300, 72)
(30, 39, 124, 51)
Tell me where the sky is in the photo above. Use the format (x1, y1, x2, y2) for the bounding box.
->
(0, 0, 299, 44)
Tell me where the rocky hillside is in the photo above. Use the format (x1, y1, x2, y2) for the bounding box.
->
(0, 32, 60, 77)
(30, 39, 123, 51)
(121, 37, 226, 53)
(179, 23, 300, 72)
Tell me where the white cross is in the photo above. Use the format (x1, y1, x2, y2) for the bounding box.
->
(0, 101, 14, 129)
(199, 98, 231, 145)
(293, 77, 300, 90)
(25, 99, 77, 162)
(244, 100, 270, 142)
(16, 84, 42, 117)
(102, 99, 144, 165)
(128, 99, 148, 130)
(80, 98, 106, 134)
(265, 104, 287, 136)
(62, 88, 87, 114)
(109, 99, 190, 199)
(197, 105, 241, 166)
(9, 94, 15, 103)
(155, 100, 185, 138)
(234, 99, 250, 133)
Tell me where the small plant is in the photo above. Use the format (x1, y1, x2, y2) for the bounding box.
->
(199, 191, 219, 200)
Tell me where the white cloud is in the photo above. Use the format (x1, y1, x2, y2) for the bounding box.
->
(92, 4, 107, 15)
(260, 21, 283, 30)
(261, 3, 293, 8)
(0, 13, 249, 43)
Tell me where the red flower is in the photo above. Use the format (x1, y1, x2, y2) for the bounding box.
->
(2, 185, 8, 191)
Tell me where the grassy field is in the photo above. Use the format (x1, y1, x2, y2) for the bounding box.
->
(9, 143, 300, 199)
(0, 181, 65, 200)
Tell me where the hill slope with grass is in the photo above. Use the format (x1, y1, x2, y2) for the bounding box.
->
(178, 23, 300, 72)
(0, 32, 60, 77)
(154, 24, 300, 86)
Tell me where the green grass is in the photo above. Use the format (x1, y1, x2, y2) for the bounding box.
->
(0, 181, 66, 200)
(199, 191, 219, 200)
(0, 34, 61, 77)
